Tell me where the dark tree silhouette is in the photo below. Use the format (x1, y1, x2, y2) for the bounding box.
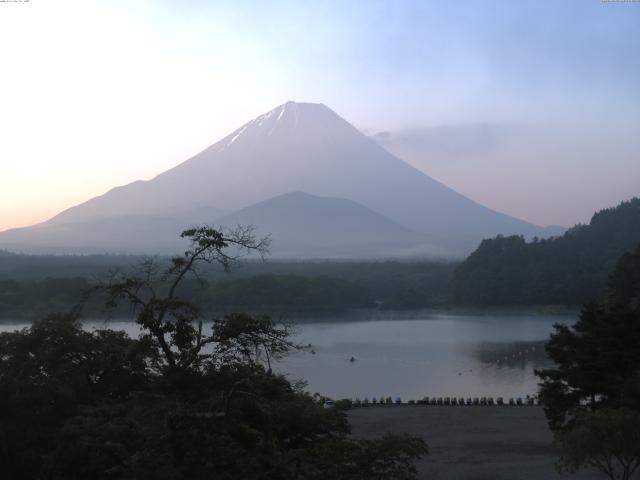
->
(556, 408, 640, 480)
(536, 243, 640, 430)
(105, 225, 270, 371)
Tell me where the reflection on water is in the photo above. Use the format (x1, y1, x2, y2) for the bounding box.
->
(472, 340, 549, 369)
(0, 310, 575, 400)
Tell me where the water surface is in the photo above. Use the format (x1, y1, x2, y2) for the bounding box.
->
(278, 312, 572, 400)
(0, 310, 575, 400)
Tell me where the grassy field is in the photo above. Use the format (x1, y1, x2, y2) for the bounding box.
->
(348, 406, 603, 480)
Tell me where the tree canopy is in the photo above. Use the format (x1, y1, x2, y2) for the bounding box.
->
(537, 242, 640, 430)
(555, 408, 640, 480)
(535, 242, 640, 479)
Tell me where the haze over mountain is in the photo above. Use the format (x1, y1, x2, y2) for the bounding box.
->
(0, 211, 223, 255)
(0, 102, 562, 257)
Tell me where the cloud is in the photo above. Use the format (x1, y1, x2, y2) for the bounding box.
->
(371, 124, 517, 165)
(371, 123, 640, 227)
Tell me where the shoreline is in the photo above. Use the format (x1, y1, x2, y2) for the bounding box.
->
(0, 305, 580, 325)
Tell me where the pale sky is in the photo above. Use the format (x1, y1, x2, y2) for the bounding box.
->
(1, 0, 638, 231)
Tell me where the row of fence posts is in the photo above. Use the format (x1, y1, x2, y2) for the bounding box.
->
(324, 395, 540, 409)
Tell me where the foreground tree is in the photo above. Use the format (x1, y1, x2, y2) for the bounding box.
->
(0, 313, 156, 479)
(555, 408, 640, 480)
(105, 225, 272, 373)
(536, 243, 640, 430)
(0, 225, 429, 479)
(537, 244, 640, 479)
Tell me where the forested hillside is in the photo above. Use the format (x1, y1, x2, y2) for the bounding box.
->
(450, 198, 640, 305)
(0, 260, 455, 320)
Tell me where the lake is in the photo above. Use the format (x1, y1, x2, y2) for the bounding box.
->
(0, 310, 575, 401)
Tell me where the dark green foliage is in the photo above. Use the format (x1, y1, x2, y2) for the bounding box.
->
(537, 243, 640, 431)
(199, 274, 371, 314)
(0, 226, 428, 479)
(0, 277, 95, 319)
(294, 433, 429, 480)
(555, 408, 640, 480)
(0, 313, 156, 479)
(608, 244, 640, 312)
(451, 198, 640, 305)
(537, 305, 640, 430)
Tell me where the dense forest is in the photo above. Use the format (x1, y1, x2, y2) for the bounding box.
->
(450, 198, 640, 306)
(0, 259, 455, 320)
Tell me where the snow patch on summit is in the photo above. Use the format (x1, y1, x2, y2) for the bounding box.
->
(228, 126, 247, 145)
(221, 101, 336, 148)
(219, 125, 248, 150)
(292, 102, 300, 127)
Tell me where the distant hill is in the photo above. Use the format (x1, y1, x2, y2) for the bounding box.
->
(217, 192, 444, 258)
(0, 101, 559, 257)
(450, 198, 640, 305)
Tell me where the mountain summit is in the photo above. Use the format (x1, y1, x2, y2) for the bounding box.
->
(0, 101, 560, 256)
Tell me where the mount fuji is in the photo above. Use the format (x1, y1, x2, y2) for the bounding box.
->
(0, 101, 562, 257)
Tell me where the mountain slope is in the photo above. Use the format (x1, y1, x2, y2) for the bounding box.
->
(1, 101, 559, 256)
(0, 207, 224, 254)
(450, 197, 640, 305)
